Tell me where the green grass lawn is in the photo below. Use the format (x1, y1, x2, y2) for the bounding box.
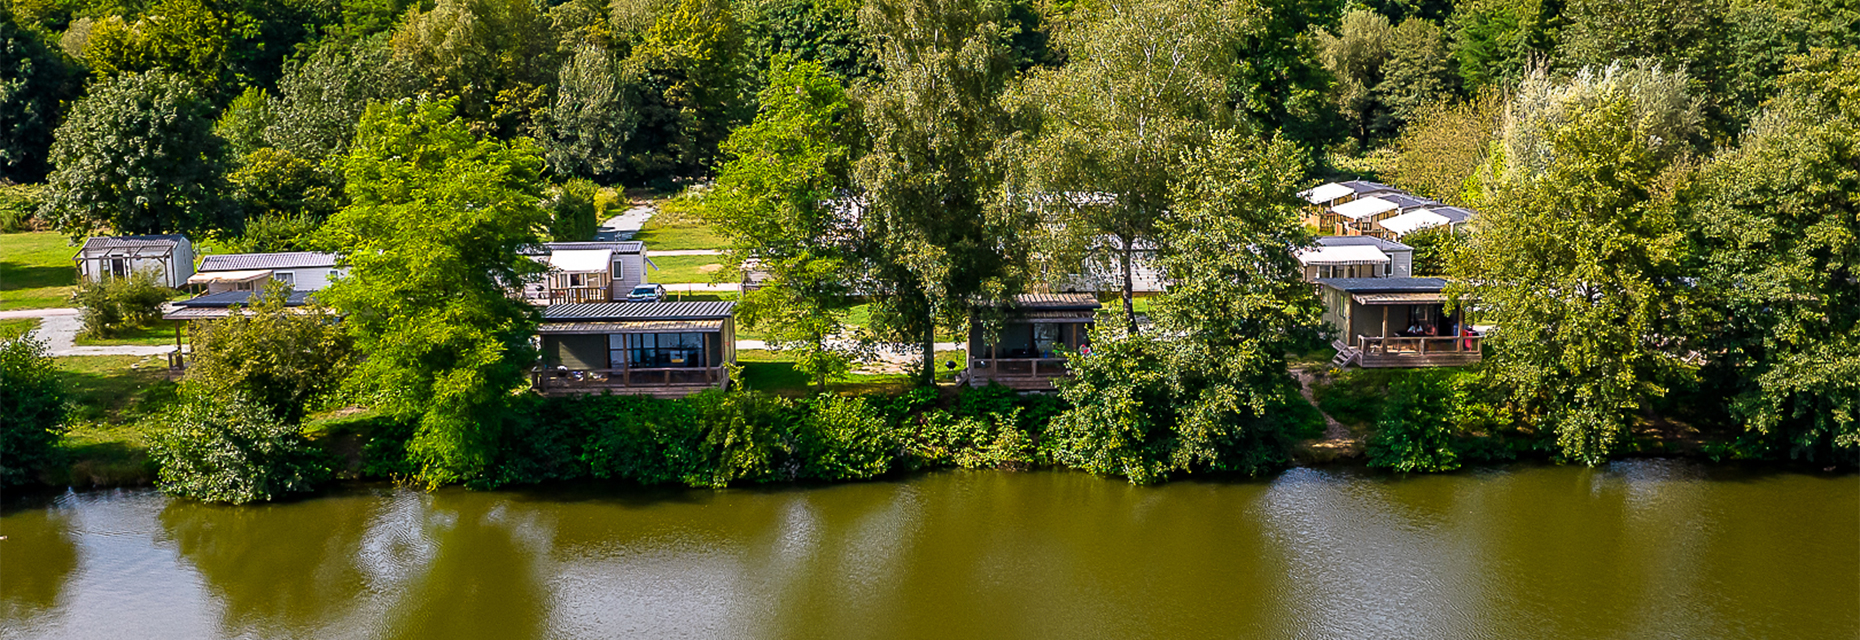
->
(650, 254, 728, 284)
(53, 354, 179, 423)
(735, 348, 965, 396)
(1, 317, 39, 338)
(73, 322, 181, 347)
(632, 209, 728, 251)
(0, 231, 78, 310)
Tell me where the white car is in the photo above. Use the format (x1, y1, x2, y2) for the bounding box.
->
(626, 283, 666, 303)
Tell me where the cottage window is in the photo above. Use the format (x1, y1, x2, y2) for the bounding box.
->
(275, 272, 294, 286)
(612, 332, 705, 368)
(110, 259, 130, 277)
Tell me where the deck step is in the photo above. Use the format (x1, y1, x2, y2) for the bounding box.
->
(1329, 347, 1361, 369)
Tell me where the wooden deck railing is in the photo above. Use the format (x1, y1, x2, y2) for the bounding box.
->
(971, 357, 1071, 378)
(533, 366, 728, 392)
(1354, 335, 1483, 367)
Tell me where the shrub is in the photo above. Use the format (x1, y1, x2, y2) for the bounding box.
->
(0, 335, 67, 486)
(0, 183, 45, 232)
(147, 393, 331, 504)
(185, 285, 355, 423)
(572, 393, 706, 486)
(794, 394, 893, 481)
(1366, 370, 1461, 473)
(221, 212, 323, 253)
(548, 178, 601, 242)
(688, 389, 795, 487)
(71, 269, 172, 338)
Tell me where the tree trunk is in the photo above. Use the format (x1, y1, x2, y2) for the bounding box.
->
(1121, 243, 1137, 333)
(919, 309, 937, 386)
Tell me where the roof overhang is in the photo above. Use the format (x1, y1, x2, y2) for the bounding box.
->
(1298, 245, 1390, 266)
(538, 319, 726, 334)
(547, 249, 613, 273)
(1379, 210, 1453, 236)
(1301, 183, 1354, 205)
(1331, 196, 1399, 220)
(185, 269, 272, 285)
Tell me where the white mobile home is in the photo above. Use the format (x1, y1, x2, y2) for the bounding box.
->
(73, 235, 195, 288)
(189, 252, 345, 293)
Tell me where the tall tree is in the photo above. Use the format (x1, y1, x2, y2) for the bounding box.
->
(317, 98, 550, 486)
(1685, 49, 1860, 463)
(391, 0, 558, 137)
(40, 69, 232, 237)
(1, 11, 78, 182)
(1228, 0, 1346, 148)
(82, 0, 247, 97)
(1450, 64, 1702, 465)
(1378, 16, 1459, 130)
(855, 0, 1026, 385)
(1011, 0, 1238, 331)
(1316, 7, 1393, 143)
(699, 56, 863, 390)
(1555, 0, 1734, 135)
(1447, 0, 1556, 91)
(1391, 85, 1504, 204)
(265, 34, 416, 163)
(627, 0, 752, 175)
(535, 42, 638, 181)
(1049, 131, 1317, 483)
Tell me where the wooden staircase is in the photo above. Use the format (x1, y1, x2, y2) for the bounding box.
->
(1329, 340, 1360, 369)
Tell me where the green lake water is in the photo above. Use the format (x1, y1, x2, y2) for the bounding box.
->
(2, 460, 1856, 639)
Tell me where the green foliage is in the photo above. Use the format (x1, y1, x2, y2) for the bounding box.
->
(687, 388, 793, 486)
(390, 0, 557, 138)
(265, 34, 415, 162)
(1316, 8, 1392, 143)
(536, 42, 638, 181)
(40, 69, 232, 237)
(0, 182, 46, 232)
(214, 86, 269, 158)
(82, 0, 243, 90)
(743, 0, 874, 80)
(897, 406, 1037, 470)
(547, 178, 601, 242)
(1366, 370, 1460, 472)
(627, 0, 753, 175)
(70, 268, 171, 338)
(228, 147, 341, 222)
(1226, 0, 1345, 148)
(0, 335, 66, 486)
(793, 393, 893, 479)
(1011, 0, 1236, 329)
(1379, 16, 1458, 132)
(317, 97, 550, 486)
(147, 392, 330, 504)
(1391, 85, 1503, 204)
(1047, 331, 1183, 483)
(701, 56, 861, 388)
(1454, 64, 1700, 465)
(1684, 49, 1860, 464)
(1447, 0, 1555, 91)
(856, 0, 1025, 383)
(184, 285, 355, 424)
(572, 393, 708, 485)
(220, 213, 321, 254)
(1, 11, 78, 182)
(1399, 225, 1462, 276)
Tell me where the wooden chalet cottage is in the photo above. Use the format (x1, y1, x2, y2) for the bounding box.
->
(519, 242, 657, 305)
(187, 251, 344, 293)
(73, 235, 194, 288)
(1317, 277, 1482, 368)
(966, 293, 1102, 390)
(533, 301, 737, 397)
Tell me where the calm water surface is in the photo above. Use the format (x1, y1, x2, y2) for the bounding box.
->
(2, 461, 1855, 639)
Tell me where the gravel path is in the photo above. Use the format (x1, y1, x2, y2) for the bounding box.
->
(27, 310, 176, 357)
(596, 203, 657, 241)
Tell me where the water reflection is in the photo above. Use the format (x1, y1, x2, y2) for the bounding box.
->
(157, 493, 378, 636)
(1, 463, 1855, 640)
(0, 495, 80, 626)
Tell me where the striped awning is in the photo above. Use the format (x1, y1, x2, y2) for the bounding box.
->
(538, 320, 726, 334)
(185, 269, 272, 285)
(1353, 292, 1448, 305)
(1298, 245, 1390, 266)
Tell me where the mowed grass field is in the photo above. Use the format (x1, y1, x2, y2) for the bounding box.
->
(649, 254, 728, 284)
(631, 207, 728, 251)
(1, 231, 78, 310)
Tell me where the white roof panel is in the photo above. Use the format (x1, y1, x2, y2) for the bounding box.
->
(1379, 209, 1454, 236)
(1300, 183, 1355, 205)
(548, 249, 612, 272)
(1297, 245, 1390, 266)
(1331, 196, 1400, 220)
(185, 269, 273, 284)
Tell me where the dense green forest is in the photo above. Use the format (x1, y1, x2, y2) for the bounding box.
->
(2, 0, 1857, 499)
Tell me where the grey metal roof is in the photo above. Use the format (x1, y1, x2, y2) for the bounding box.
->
(75, 235, 186, 259)
(520, 241, 646, 256)
(542, 301, 736, 321)
(1315, 235, 1413, 252)
(1316, 277, 1448, 293)
(199, 251, 339, 271)
(174, 290, 314, 308)
(1336, 180, 1396, 194)
(1428, 206, 1477, 223)
(1377, 193, 1441, 210)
